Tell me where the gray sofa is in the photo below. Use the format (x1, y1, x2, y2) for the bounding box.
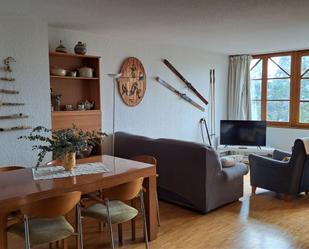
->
(114, 132, 248, 213)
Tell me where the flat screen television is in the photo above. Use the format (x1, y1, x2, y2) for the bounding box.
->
(220, 120, 266, 146)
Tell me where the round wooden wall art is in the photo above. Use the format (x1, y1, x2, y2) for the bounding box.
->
(118, 57, 146, 106)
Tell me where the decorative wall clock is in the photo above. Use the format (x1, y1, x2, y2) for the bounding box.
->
(118, 57, 146, 106)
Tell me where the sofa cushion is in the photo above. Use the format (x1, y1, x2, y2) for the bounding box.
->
(222, 163, 249, 181)
(220, 156, 236, 167)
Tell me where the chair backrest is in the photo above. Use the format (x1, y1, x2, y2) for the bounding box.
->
(103, 177, 144, 202)
(289, 139, 308, 193)
(21, 191, 81, 218)
(0, 166, 24, 173)
(47, 159, 62, 166)
(130, 155, 157, 166)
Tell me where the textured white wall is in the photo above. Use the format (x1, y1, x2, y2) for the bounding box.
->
(266, 127, 309, 152)
(0, 14, 51, 166)
(0, 16, 305, 167)
(48, 27, 229, 151)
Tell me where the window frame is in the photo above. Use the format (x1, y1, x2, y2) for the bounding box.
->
(252, 50, 309, 129)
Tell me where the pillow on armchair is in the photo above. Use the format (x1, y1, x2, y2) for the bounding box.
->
(220, 156, 236, 167)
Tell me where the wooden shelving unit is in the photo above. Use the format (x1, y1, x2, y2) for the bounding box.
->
(49, 52, 101, 131)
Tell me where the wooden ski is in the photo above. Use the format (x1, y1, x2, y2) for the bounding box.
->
(155, 77, 205, 112)
(163, 59, 209, 105)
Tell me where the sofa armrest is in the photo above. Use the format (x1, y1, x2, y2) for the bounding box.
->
(249, 154, 290, 169)
(273, 149, 292, 161)
(249, 154, 291, 184)
(221, 163, 249, 181)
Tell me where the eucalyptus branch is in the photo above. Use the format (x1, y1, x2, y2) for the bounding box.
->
(19, 125, 106, 167)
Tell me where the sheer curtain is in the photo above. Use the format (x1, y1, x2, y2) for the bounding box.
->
(227, 55, 252, 120)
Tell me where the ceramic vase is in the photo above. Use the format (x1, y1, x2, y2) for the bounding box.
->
(63, 152, 76, 171)
(55, 40, 67, 53)
(74, 41, 87, 55)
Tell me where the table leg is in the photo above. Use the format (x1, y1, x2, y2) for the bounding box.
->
(143, 175, 158, 241)
(0, 213, 8, 249)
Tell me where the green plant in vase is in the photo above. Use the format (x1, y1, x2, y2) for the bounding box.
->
(19, 125, 107, 171)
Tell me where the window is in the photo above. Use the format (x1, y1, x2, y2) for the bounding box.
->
(250, 50, 309, 128)
(300, 55, 309, 123)
(250, 59, 262, 120)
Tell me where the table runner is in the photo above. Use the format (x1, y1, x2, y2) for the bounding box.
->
(32, 162, 110, 180)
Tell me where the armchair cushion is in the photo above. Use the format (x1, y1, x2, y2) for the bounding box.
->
(249, 154, 290, 169)
(8, 216, 74, 245)
(222, 163, 248, 181)
(273, 149, 292, 161)
(82, 200, 138, 224)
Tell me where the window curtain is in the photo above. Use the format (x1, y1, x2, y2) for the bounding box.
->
(227, 55, 252, 120)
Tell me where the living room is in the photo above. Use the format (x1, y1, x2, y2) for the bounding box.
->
(0, 1, 309, 249)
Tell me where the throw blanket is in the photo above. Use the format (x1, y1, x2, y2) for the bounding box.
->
(301, 137, 309, 155)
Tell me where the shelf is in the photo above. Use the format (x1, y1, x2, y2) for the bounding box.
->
(49, 51, 101, 131)
(49, 52, 101, 59)
(52, 110, 101, 117)
(50, 76, 99, 80)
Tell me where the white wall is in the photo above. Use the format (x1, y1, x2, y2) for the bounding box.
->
(0, 15, 306, 167)
(0, 14, 51, 166)
(48, 27, 229, 149)
(267, 127, 309, 152)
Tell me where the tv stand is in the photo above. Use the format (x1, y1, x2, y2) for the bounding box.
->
(238, 146, 248, 149)
(217, 145, 274, 163)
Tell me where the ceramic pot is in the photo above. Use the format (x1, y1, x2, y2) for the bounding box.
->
(77, 104, 85, 111)
(63, 152, 76, 171)
(65, 104, 74, 111)
(66, 71, 77, 77)
(83, 100, 95, 110)
(74, 41, 87, 55)
(55, 40, 67, 53)
(76, 145, 93, 159)
(52, 94, 62, 111)
(78, 67, 94, 78)
(51, 68, 66, 76)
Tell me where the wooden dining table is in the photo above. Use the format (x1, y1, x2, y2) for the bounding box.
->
(0, 155, 158, 249)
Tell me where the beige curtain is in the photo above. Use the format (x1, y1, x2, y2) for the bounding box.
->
(227, 55, 252, 120)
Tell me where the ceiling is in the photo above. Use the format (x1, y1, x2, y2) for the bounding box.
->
(2, 0, 309, 54)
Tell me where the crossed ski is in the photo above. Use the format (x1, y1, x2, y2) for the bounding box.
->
(155, 77, 205, 112)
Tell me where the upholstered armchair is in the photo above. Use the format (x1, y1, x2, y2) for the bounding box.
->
(249, 139, 308, 196)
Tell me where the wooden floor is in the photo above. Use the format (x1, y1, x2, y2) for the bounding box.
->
(8, 175, 309, 249)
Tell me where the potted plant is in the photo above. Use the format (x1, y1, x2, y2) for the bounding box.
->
(19, 125, 107, 171)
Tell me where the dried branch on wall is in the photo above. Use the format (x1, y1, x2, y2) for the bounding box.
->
(0, 113, 28, 120)
(0, 125, 32, 132)
(0, 77, 15, 81)
(0, 89, 19, 94)
(0, 101, 24, 106)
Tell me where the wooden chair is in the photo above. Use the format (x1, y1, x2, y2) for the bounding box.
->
(48, 159, 103, 235)
(0, 166, 25, 223)
(7, 191, 83, 249)
(127, 155, 160, 243)
(130, 155, 160, 227)
(82, 178, 149, 249)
